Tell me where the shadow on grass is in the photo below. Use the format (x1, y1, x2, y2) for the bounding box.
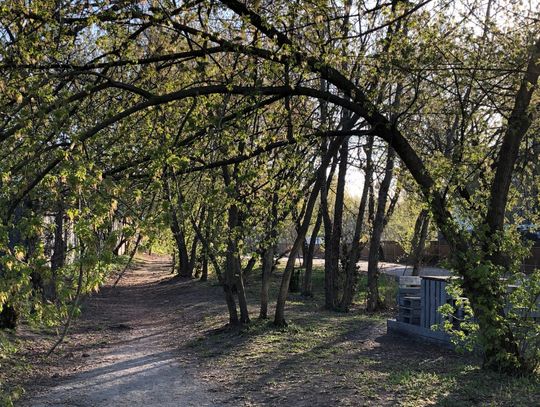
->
(186, 290, 538, 406)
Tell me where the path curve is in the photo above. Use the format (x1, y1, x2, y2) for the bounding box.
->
(21, 255, 224, 407)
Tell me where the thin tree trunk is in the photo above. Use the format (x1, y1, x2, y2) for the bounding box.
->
(320, 145, 339, 309)
(302, 208, 322, 297)
(367, 147, 395, 312)
(411, 209, 430, 276)
(235, 255, 250, 324)
(113, 234, 142, 288)
(47, 243, 85, 356)
(164, 178, 191, 277)
(274, 137, 343, 326)
(259, 246, 275, 318)
(200, 208, 213, 282)
(325, 137, 349, 309)
(47, 199, 65, 301)
(188, 234, 199, 278)
(339, 134, 374, 311)
(224, 204, 241, 325)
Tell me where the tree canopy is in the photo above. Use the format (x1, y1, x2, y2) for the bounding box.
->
(0, 0, 539, 374)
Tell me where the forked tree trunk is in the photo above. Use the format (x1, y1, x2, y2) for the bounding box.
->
(474, 37, 540, 373)
(222, 164, 250, 325)
(274, 137, 343, 326)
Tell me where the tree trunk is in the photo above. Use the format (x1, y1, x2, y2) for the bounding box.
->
(222, 164, 249, 325)
(320, 144, 339, 309)
(274, 137, 343, 326)
(177, 228, 191, 277)
(0, 306, 17, 330)
(321, 174, 334, 308)
(259, 246, 274, 318)
(199, 209, 213, 282)
(411, 209, 430, 276)
(190, 213, 222, 283)
(46, 200, 65, 301)
(224, 203, 242, 325)
(302, 208, 322, 297)
(366, 147, 395, 312)
(187, 233, 198, 278)
(235, 255, 250, 324)
(473, 37, 540, 373)
(260, 192, 279, 317)
(164, 178, 192, 277)
(339, 134, 374, 311)
(324, 137, 349, 309)
(223, 282, 239, 326)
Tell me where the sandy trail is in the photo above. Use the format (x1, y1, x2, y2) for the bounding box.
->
(21, 255, 225, 407)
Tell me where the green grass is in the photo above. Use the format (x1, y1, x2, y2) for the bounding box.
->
(0, 333, 27, 406)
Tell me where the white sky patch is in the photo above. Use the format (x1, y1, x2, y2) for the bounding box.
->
(346, 166, 365, 199)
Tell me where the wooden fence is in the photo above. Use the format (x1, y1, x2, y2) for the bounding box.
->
(277, 239, 539, 271)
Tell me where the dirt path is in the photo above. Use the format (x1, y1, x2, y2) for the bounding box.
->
(20, 255, 227, 407)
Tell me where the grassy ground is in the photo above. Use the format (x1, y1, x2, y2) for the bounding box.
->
(0, 332, 28, 406)
(2, 259, 539, 406)
(186, 265, 539, 406)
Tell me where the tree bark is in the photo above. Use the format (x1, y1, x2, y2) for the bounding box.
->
(302, 208, 322, 297)
(339, 134, 374, 311)
(46, 199, 65, 301)
(235, 255, 250, 324)
(324, 137, 349, 309)
(222, 165, 250, 325)
(411, 209, 430, 276)
(260, 192, 279, 318)
(274, 137, 342, 326)
(366, 147, 395, 312)
(259, 246, 274, 319)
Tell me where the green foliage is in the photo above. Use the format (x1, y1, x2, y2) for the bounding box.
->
(438, 228, 540, 371)
(506, 270, 540, 371)
(439, 282, 479, 353)
(0, 333, 25, 406)
(0, 0, 538, 375)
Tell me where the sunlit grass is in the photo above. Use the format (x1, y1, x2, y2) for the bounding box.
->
(189, 263, 539, 406)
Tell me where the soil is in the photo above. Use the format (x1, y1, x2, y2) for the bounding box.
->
(15, 255, 538, 406)
(19, 254, 228, 406)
